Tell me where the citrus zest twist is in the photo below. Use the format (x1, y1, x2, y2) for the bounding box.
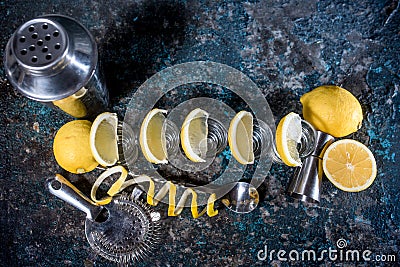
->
(90, 165, 128, 205)
(91, 166, 218, 218)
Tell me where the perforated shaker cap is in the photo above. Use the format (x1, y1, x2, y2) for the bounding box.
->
(4, 15, 98, 102)
(13, 18, 68, 68)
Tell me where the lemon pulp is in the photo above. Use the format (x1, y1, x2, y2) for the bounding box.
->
(90, 112, 119, 167)
(228, 111, 254, 164)
(139, 109, 168, 164)
(275, 112, 302, 167)
(180, 108, 209, 162)
(322, 139, 377, 192)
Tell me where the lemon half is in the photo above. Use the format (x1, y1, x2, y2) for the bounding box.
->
(228, 111, 254, 164)
(180, 108, 209, 162)
(139, 109, 168, 164)
(90, 112, 119, 167)
(275, 112, 302, 167)
(322, 139, 377, 192)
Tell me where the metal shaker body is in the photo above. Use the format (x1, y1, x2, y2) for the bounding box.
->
(4, 14, 108, 118)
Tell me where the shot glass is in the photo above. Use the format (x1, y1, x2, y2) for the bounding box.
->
(252, 118, 317, 163)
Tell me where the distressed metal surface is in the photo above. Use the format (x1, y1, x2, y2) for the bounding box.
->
(0, 0, 399, 266)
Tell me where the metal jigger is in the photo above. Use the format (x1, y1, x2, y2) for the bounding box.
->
(287, 131, 334, 203)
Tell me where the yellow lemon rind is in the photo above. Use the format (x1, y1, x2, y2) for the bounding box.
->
(99, 173, 219, 218)
(275, 112, 302, 167)
(53, 120, 98, 174)
(52, 88, 88, 118)
(90, 165, 128, 205)
(300, 85, 363, 138)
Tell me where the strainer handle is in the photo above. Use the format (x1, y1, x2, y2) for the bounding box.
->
(47, 174, 103, 220)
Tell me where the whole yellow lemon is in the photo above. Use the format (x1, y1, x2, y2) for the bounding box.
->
(300, 85, 363, 137)
(53, 120, 98, 174)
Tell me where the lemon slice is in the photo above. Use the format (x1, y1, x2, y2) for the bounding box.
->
(139, 109, 168, 164)
(90, 112, 119, 167)
(322, 139, 377, 192)
(228, 111, 254, 164)
(275, 112, 302, 167)
(180, 108, 209, 162)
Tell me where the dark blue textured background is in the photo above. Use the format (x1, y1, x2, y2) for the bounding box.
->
(0, 1, 399, 266)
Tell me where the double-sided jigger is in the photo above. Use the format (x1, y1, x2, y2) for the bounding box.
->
(287, 131, 335, 203)
(4, 14, 108, 118)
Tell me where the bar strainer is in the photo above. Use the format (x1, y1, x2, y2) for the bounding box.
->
(47, 174, 162, 265)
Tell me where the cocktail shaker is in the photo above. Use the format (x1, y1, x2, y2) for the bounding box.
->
(4, 14, 108, 118)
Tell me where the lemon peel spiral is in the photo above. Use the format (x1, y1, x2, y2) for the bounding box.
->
(91, 166, 218, 218)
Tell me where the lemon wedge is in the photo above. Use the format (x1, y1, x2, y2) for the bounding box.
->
(180, 108, 209, 162)
(228, 111, 254, 164)
(139, 109, 168, 164)
(90, 112, 119, 167)
(322, 139, 377, 192)
(275, 112, 302, 167)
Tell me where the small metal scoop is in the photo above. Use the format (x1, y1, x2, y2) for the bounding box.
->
(221, 182, 259, 213)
